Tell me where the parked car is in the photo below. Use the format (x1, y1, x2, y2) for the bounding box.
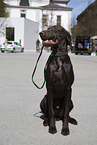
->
(74, 36, 92, 55)
(94, 43, 97, 52)
(0, 43, 5, 53)
(0, 41, 24, 53)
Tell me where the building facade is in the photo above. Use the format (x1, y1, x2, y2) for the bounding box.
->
(0, 0, 72, 50)
(0, 17, 39, 50)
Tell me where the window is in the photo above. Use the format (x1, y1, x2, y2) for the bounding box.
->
(21, 13, 26, 18)
(6, 27, 14, 41)
(7, 42, 12, 44)
(42, 14, 48, 27)
(14, 42, 18, 45)
(21, 10, 26, 18)
(14, 42, 20, 46)
(20, 0, 29, 6)
(57, 15, 61, 26)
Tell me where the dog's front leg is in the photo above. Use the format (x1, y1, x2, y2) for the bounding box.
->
(61, 87, 72, 136)
(47, 86, 57, 134)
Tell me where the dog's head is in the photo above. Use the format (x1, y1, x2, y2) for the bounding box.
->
(39, 25, 71, 52)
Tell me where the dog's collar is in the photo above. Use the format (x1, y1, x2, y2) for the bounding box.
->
(51, 52, 68, 57)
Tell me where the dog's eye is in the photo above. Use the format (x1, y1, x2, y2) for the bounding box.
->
(52, 27, 56, 31)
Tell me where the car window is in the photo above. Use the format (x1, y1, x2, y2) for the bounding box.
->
(7, 42, 12, 44)
(14, 42, 20, 46)
(14, 42, 18, 45)
(17, 43, 19, 45)
(17, 42, 21, 46)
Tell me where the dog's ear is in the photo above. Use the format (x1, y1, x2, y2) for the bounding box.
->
(64, 30, 71, 46)
(58, 28, 72, 51)
(59, 28, 71, 46)
(66, 33, 71, 46)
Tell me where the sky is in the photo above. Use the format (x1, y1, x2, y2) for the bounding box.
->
(67, 0, 96, 24)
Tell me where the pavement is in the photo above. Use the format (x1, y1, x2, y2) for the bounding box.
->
(0, 51, 97, 145)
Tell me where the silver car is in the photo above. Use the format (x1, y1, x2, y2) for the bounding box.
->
(0, 41, 24, 53)
(6, 41, 24, 52)
(0, 43, 5, 53)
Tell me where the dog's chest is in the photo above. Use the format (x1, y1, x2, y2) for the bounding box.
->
(46, 57, 68, 84)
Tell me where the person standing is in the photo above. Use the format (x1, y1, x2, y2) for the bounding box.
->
(4, 39, 8, 51)
(36, 39, 41, 53)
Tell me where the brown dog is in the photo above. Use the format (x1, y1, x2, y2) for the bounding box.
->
(39, 25, 77, 136)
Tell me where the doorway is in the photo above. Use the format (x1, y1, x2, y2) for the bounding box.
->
(6, 27, 15, 41)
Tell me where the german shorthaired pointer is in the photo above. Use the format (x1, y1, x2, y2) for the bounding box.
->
(39, 25, 77, 136)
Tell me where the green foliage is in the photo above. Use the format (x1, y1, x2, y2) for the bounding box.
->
(0, 0, 9, 17)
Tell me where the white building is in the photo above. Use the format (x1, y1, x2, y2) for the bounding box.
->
(0, 0, 72, 50)
(0, 17, 39, 50)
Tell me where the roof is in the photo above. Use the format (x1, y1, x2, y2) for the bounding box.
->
(5, 4, 40, 10)
(6, 3, 72, 11)
(40, 3, 72, 11)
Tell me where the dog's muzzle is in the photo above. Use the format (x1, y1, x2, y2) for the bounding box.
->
(39, 32, 58, 46)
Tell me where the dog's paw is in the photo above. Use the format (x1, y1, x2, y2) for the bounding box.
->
(61, 128, 70, 136)
(49, 126, 57, 134)
(69, 117, 78, 125)
(43, 120, 48, 127)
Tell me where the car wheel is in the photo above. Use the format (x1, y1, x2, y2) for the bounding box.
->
(21, 48, 24, 52)
(11, 47, 15, 53)
(1, 50, 5, 53)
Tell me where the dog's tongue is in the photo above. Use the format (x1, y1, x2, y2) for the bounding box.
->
(44, 39, 58, 45)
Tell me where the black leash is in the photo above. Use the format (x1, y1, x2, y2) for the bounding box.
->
(32, 45, 68, 89)
(32, 45, 45, 89)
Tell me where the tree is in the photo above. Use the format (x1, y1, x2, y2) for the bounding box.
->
(0, 0, 9, 17)
(0, 18, 8, 37)
(0, 0, 9, 37)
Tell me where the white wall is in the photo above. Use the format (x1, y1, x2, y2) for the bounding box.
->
(0, 17, 25, 46)
(0, 18, 39, 50)
(42, 10, 72, 32)
(30, 0, 49, 7)
(24, 19, 39, 50)
(4, 0, 72, 35)
(4, 0, 19, 6)
(7, 17, 24, 46)
(9, 8, 20, 18)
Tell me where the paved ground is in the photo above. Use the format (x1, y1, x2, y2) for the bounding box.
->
(0, 51, 97, 145)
